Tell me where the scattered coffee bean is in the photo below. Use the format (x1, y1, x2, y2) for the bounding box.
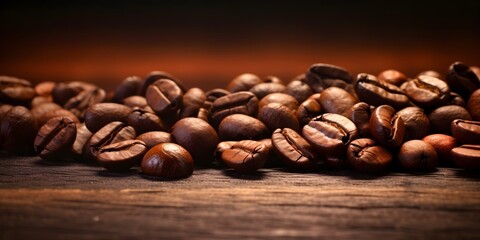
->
(428, 105, 471, 134)
(97, 139, 147, 171)
(398, 140, 437, 171)
(271, 128, 319, 171)
(347, 138, 392, 172)
(395, 107, 429, 141)
(451, 144, 480, 170)
(136, 131, 173, 150)
(218, 114, 269, 141)
(377, 69, 409, 86)
(451, 119, 480, 144)
(422, 134, 457, 164)
(226, 73, 262, 93)
(34, 116, 77, 160)
(84, 103, 132, 133)
(221, 140, 268, 173)
(141, 143, 194, 179)
(370, 105, 404, 148)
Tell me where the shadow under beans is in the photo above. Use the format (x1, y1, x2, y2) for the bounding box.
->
(97, 168, 139, 178)
(34, 157, 76, 167)
(140, 173, 192, 182)
(454, 169, 480, 180)
(221, 169, 266, 180)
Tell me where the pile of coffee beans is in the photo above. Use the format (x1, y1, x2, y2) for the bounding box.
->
(1, 62, 480, 179)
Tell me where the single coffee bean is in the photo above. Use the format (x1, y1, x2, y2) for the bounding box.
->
(258, 93, 299, 111)
(395, 107, 429, 141)
(72, 123, 93, 157)
(448, 92, 466, 106)
(122, 96, 149, 109)
(127, 108, 165, 134)
(112, 76, 142, 103)
(218, 114, 269, 141)
(451, 119, 480, 144)
(355, 73, 410, 110)
(0, 106, 37, 155)
(319, 87, 358, 117)
(34, 116, 77, 160)
(30, 102, 62, 122)
(136, 131, 173, 150)
(214, 141, 238, 163)
(306, 63, 353, 92)
(146, 79, 183, 116)
(141, 143, 194, 179)
(296, 98, 322, 126)
(286, 78, 314, 103)
(84, 103, 132, 133)
(349, 102, 375, 138)
(271, 128, 319, 171)
(139, 70, 184, 96)
(418, 70, 443, 80)
(34, 81, 56, 96)
(83, 121, 136, 161)
(180, 88, 207, 118)
(97, 140, 147, 171)
(428, 105, 471, 134)
(446, 62, 480, 99)
(401, 75, 450, 109)
(377, 69, 409, 86)
(423, 134, 457, 164)
(210, 91, 259, 127)
(258, 103, 300, 133)
(451, 145, 480, 170)
(370, 105, 404, 148)
(0, 76, 36, 106)
(398, 140, 438, 171)
(171, 117, 219, 166)
(205, 88, 230, 102)
(347, 138, 392, 172)
(52, 81, 95, 106)
(249, 82, 287, 100)
(221, 140, 268, 173)
(64, 88, 107, 120)
(302, 113, 358, 155)
(467, 88, 480, 121)
(226, 73, 263, 93)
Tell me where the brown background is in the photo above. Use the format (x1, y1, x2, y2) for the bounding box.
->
(1, 0, 479, 91)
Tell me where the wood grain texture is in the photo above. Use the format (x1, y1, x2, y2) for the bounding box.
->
(1, 154, 480, 239)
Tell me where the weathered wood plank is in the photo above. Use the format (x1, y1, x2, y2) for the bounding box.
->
(0, 155, 480, 239)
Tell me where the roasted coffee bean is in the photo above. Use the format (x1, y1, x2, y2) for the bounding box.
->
(0, 76, 36, 105)
(448, 92, 466, 106)
(84, 103, 132, 133)
(306, 63, 353, 92)
(370, 105, 404, 148)
(31, 95, 53, 108)
(34, 116, 76, 160)
(205, 88, 230, 102)
(286, 79, 314, 103)
(146, 79, 183, 116)
(451, 145, 480, 170)
(467, 89, 480, 121)
(136, 131, 173, 150)
(171, 117, 219, 165)
(355, 73, 410, 110)
(303, 113, 358, 155)
(264, 75, 283, 84)
(258, 103, 300, 133)
(377, 69, 409, 86)
(401, 75, 450, 109)
(398, 140, 437, 171)
(423, 134, 457, 164)
(64, 88, 106, 120)
(122, 96, 149, 109)
(428, 105, 471, 134)
(97, 140, 147, 171)
(249, 82, 287, 99)
(83, 121, 136, 161)
(446, 62, 480, 99)
(347, 138, 392, 172)
(52, 81, 95, 106)
(31, 102, 62, 121)
(395, 107, 429, 141)
(127, 108, 165, 134)
(35, 108, 80, 127)
(221, 140, 268, 173)
(214, 141, 238, 163)
(180, 88, 206, 118)
(139, 70, 184, 96)
(218, 114, 269, 141)
(210, 91, 258, 127)
(226, 73, 263, 93)
(258, 138, 276, 165)
(141, 143, 194, 179)
(258, 93, 299, 111)
(0, 104, 13, 122)
(72, 123, 93, 157)
(451, 119, 480, 144)
(349, 102, 375, 138)
(0, 106, 37, 155)
(271, 128, 319, 170)
(112, 76, 142, 102)
(319, 87, 358, 117)
(34, 81, 56, 96)
(296, 98, 322, 126)
(418, 70, 443, 80)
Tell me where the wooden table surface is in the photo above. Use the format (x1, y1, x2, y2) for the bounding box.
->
(1, 153, 479, 240)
